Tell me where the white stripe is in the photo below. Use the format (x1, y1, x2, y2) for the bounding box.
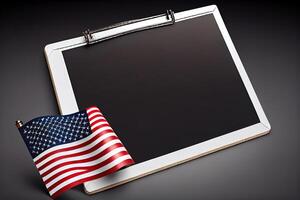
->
(89, 116, 106, 124)
(91, 121, 109, 130)
(36, 132, 117, 168)
(88, 112, 102, 119)
(44, 147, 127, 186)
(86, 107, 100, 114)
(34, 126, 113, 162)
(39, 139, 121, 175)
(49, 155, 132, 196)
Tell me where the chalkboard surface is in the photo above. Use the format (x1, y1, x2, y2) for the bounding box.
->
(63, 14, 259, 164)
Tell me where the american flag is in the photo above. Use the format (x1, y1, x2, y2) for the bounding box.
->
(18, 106, 134, 198)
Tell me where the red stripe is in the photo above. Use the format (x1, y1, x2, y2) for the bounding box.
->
(35, 129, 114, 165)
(38, 136, 119, 176)
(86, 106, 100, 113)
(51, 159, 134, 199)
(90, 118, 108, 128)
(44, 149, 129, 185)
(88, 113, 104, 121)
(87, 110, 103, 117)
(47, 151, 133, 191)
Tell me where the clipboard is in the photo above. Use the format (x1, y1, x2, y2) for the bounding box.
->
(44, 5, 271, 194)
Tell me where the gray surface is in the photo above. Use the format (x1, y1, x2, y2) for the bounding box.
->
(0, 1, 299, 199)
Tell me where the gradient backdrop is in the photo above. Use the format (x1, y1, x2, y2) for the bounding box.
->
(0, 1, 299, 199)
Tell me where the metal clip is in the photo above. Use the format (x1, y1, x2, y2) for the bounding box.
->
(83, 29, 93, 45)
(83, 9, 175, 45)
(166, 9, 175, 24)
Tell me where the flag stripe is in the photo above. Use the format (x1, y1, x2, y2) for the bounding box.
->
(42, 146, 127, 182)
(51, 159, 134, 199)
(91, 121, 110, 130)
(49, 155, 133, 195)
(88, 111, 103, 119)
(46, 151, 130, 188)
(48, 154, 131, 191)
(86, 106, 100, 113)
(90, 116, 106, 125)
(87, 108, 102, 114)
(89, 113, 103, 121)
(91, 122, 111, 132)
(90, 118, 108, 127)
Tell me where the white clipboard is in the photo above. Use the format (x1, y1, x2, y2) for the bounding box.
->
(44, 5, 271, 195)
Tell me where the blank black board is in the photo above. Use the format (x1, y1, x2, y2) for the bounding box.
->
(63, 14, 259, 164)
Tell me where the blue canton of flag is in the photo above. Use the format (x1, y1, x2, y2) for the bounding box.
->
(20, 111, 90, 157)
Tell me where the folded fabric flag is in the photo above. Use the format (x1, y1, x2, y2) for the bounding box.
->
(17, 106, 134, 198)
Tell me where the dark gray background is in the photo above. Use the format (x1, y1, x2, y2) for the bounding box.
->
(0, 1, 299, 199)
